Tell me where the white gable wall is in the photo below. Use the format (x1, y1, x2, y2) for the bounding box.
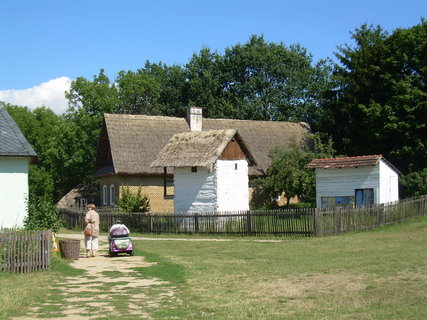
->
(216, 160, 249, 212)
(315, 165, 380, 208)
(379, 160, 399, 204)
(174, 167, 216, 213)
(0, 157, 30, 228)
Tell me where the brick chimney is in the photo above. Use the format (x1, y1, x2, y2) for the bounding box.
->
(186, 107, 202, 132)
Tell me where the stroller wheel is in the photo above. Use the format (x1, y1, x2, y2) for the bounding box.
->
(128, 250, 134, 256)
(109, 251, 117, 257)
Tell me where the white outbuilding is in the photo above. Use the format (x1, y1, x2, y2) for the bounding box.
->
(307, 155, 400, 209)
(151, 129, 256, 214)
(0, 104, 37, 228)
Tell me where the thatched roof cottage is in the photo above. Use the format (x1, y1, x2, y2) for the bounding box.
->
(151, 129, 255, 213)
(94, 107, 310, 213)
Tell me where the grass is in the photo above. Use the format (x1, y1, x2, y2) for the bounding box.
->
(1, 216, 426, 319)
(0, 253, 85, 319)
(135, 216, 427, 319)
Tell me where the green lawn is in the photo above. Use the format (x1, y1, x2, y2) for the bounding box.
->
(1, 216, 426, 319)
(137, 217, 427, 319)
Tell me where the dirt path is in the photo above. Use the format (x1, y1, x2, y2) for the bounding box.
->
(11, 235, 180, 320)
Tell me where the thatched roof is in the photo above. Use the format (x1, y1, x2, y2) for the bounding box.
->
(94, 113, 310, 178)
(150, 129, 255, 168)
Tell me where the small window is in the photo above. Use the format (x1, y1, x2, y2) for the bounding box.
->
(321, 196, 354, 209)
(102, 185, 107, 205)
(355, 189, 374, 207)
(163, 167, 174, 198)
(110, 185, 115, 205)
(191, 166, 197, 173)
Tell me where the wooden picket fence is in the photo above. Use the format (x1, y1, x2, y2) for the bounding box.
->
(0, 229, 51, 273)
(60, 195, 427, 236)
(314, 195, 427, 235)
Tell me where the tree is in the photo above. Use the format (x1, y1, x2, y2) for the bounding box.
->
(321, 21, 427, 176)
(186, 47, 232, 118)
(185, 35, 332, 125)
(261, 143, 314, 206)
(6, 105, 63, 200)
(401, 169, 427, 198)
(220, 35, 332, 125)
(253, 134, 336, 207)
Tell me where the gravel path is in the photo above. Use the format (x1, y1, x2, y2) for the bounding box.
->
(11, 234, 180, 320)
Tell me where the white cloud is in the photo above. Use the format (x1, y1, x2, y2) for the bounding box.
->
(0, 77, 72, 114)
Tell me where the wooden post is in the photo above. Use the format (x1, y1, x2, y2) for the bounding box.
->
(313, 209, 321, 236)
(379, 204, 385, 225)
(246, 210, 252, 234)
(194, 213, 199, 234)
(148, 214, 153, 232)
(335, 208, 342, 234)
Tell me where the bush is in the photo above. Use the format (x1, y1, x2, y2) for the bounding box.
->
(402, 168, 427, 197)
(117, 187, 150, 213)
(24, 195, 63, 233)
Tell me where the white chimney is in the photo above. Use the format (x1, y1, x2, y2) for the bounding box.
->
(187, 107, 202, 132)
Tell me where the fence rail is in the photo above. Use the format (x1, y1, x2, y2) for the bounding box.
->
(60, 195, 427, 237)
(0, 229, 51, 273)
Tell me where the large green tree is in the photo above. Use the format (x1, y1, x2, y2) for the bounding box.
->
(6, 105, 61, 200)
(186, 35, 332, 125)
(322, 21, 427, 176)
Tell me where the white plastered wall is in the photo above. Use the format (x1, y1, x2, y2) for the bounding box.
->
(216, 160, 249, 211)
(0, 157, 30, 228)
(174, 167, 216, 213)
(379, 160, 399, 204)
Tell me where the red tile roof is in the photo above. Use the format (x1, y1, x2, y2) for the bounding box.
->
(307, 155, 384, 169)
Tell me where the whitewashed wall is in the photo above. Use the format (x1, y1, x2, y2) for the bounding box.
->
(0, 157, 30, 228)
(315, 165, 380, 208)
(216, 160, 249, 211)
(174, 167, 216, 214)
(379, 160, 399, 204)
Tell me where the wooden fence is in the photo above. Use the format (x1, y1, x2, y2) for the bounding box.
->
(314, 195, 427, 235)
(0, 229, 51, 273)
(60, 195, 427, 237)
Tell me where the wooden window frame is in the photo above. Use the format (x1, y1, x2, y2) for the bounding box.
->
(109, 185, 115, 205)
(163, 167, 174, 199)
(102, 185, 107, 206)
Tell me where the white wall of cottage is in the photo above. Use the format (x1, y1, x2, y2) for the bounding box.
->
(174, 159, 250, 214)
(174, 167, 217, 214)
(0, 157, 30, 228)
(216, 160, 249, 212)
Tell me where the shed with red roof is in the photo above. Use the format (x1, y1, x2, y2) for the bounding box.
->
(307, 155, 400, 209)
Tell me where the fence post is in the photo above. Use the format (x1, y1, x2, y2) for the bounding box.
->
(313, 209, 321, 236)
(148, 214, 153, 232)
(246, 210, 252, 234)
(194, 213, 199, 233)
(379, 204, 385, 226)
(335, 208, 342, 234)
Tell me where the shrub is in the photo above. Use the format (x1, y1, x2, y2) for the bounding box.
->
(401, 168, 427, 197)
(24, 195, 62, 233)
(117, 187, 150, 213)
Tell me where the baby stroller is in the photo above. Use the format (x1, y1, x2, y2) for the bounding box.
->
(108, 220, 134, 257)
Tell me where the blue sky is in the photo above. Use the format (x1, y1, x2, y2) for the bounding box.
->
(0, 0, 425, 113)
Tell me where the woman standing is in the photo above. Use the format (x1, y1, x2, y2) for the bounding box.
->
(84, 204, 100, 258)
